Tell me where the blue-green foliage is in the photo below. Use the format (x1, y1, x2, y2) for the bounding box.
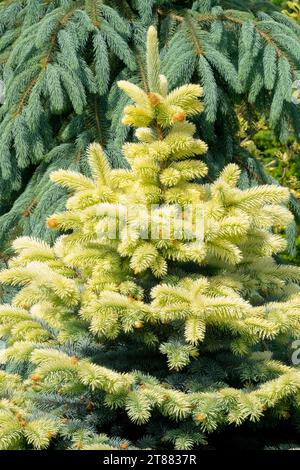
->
(0, 0, 299, 248)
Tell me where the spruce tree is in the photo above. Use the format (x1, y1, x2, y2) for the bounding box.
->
(0, 27, 300, 450)
(0, 0, 300, 250)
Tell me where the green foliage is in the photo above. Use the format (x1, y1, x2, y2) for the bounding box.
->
(0, 0, 300, 250)
(281, 1, 300, 21)
(1, 29, 300, 450)
(235, 2, 300, 265)
(238, 115, 300, 259)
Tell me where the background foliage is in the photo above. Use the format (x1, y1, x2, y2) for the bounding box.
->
(248, 0, 300, 262)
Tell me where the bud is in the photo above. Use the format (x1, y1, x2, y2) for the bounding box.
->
(172, 112, 186, 123)
(120, 442, 129, 450)
(148, 93, 161, 106)
(195, 412, 206, 422)
(31, 374, 41, 382)
(70, 356, 78, 365)
(15, 412, 23, 421)
(134, 320, 144, 329)
(47, 218, 58, 229)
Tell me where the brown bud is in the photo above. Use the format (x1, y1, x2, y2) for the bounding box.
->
(195, 412, 206, 422)
(148, 93, 161, 106)
(47, 218, 58, 229)
(70, 356, 78, 365)
(172, 112, 186, 123)
(119, 442, 129, 450)
(75, 441, 82, 449)
(15, 412, 23, 421)
(31, 374, 41, 382)
(134, 320, 144, 329)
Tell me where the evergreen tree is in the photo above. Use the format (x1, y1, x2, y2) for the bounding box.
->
(0, 27, 300, 450)
(0, 0, 300, 250)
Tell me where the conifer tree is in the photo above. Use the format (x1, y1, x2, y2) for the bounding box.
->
(0, 0, 300, 249)
(0, 27, 300, 450)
